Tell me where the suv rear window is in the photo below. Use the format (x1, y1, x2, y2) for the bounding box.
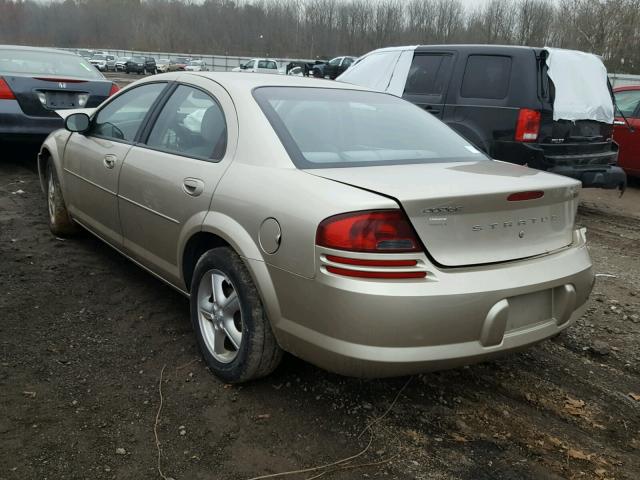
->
(253, 87, 487, 169)
(460, 55, 512, 99)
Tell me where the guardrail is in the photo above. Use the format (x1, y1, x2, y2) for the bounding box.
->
(65, 47, 315, 72)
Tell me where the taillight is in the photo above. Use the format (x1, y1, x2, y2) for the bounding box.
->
(316, 210, 422, 253)
(515, 108, 541, 142)
(0, 77, 15, 100)
(109, 83, 120, 96)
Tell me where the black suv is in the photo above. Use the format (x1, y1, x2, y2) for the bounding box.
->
(338, 45, 625, 189)
(125, 56, 157, 75)
(311, 56, 356, 80)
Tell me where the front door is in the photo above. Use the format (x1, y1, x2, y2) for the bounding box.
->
(613, 88, 640, 177)
(402, 53, 454, 119)
(117, 77, 237, 286)
(63, 82, 168, 246)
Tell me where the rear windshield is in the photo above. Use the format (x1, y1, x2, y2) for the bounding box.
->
(0, 49, 103, 79)
(253, 87, 487, 169)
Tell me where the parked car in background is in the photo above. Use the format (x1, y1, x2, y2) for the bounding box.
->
(311, 56, 356, 79)
(287, 66, 304, 76)
(185, 60, 208, 72)
(76, 49, 94, 60)
(339, 45, 625, 190)
(115, 56, 130, 72)
(232, 58, 280, 74)
(89, 54, 115, 72)
(40, 72, 593, 383)
(0, 45, 118, 145)
(174, 57, 191, 70)
(613, 85, 640, 179)
(156, 58, 181, 73)
(125, 56, 157, 75)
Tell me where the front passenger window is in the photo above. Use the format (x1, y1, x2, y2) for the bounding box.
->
(92, 83, 166, 141)
(145, 85, 227, 160)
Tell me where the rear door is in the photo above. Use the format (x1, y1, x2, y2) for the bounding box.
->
(402, 53, 454, 119)
(63, 82, 168, 246)
(117, 76, 237, 285)
(442, 53, 517, 154)
(613, 89, 640, 176)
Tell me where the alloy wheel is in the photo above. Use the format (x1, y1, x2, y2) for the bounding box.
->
(197, 269, 243, 363)
(47, 170, 56, 223)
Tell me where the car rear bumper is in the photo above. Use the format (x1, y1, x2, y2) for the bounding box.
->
(0, 100, 63, 143)
(494, 140, 625, 188)
(262, 229, 594, 378)
(548, 164, 627, 189)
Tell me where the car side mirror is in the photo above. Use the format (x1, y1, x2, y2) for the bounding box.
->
(240, 63, 246, 69)
(65, 113, 90, 133)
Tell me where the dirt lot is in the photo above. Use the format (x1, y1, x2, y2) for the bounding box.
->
(1, 97, 639, 479)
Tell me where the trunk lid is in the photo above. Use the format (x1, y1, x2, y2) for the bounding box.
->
(309, 160, 580, 267)
(4, 74, 111, 117)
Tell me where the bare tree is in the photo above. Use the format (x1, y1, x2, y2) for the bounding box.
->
(0, 0, 638, 72)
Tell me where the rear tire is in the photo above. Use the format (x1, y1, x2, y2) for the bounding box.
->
(190, 247, 282, 383)
(46, 161, 79, 237)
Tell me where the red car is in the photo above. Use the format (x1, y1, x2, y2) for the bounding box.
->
(613, 85, 640, 178)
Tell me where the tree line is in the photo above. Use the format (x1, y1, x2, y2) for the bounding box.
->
(1, 0, 639, 73)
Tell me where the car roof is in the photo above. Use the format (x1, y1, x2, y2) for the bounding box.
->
(0, 44, 77, 56)
(147, 71, 371, 95)
(363, 44, 545, 55)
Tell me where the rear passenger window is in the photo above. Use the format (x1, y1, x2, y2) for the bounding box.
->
(259, 60, 277, 69)
(145, 85, 227, 160)
(404, 54, 452, 98)
(461, 55, 512, 99)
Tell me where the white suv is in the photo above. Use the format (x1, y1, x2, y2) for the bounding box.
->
(232, 58, 281, 74)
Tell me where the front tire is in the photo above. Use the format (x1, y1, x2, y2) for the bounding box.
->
(190, 247, 282, 383)
(46, 161, 79, 237)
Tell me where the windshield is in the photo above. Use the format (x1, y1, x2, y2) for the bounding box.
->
(91, 55, 106, 60)
(132, 57, 145, 62)
(253, 87, 487, 169)
(0, 49, 104, 79)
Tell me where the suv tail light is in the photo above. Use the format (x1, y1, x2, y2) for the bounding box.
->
(109, 83, 120, 96)
(0, 77, 15, 100)
(515, 108, 541, 142)
(316, 210, 422, 253)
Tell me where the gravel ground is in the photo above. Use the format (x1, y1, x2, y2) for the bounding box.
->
(1, 92, 639, 479)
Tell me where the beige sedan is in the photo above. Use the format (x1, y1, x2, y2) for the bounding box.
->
(38, 73, 594, 383)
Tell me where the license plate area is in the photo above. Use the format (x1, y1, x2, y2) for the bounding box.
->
(506, 289, 552, 332)
(43, 91, 81, 109)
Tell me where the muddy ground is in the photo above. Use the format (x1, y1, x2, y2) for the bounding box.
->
(1, 79, 639, 479)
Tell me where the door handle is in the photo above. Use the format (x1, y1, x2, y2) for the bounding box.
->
(423, 105, 440, 115)
(613, 120, 626, 125)
(103, 154, 117, 169)
(182, 178, 205, 197)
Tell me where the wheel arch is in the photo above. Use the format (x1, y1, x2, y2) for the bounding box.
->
(180, 216, 283, 333)
(37, 134, 64, 194)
